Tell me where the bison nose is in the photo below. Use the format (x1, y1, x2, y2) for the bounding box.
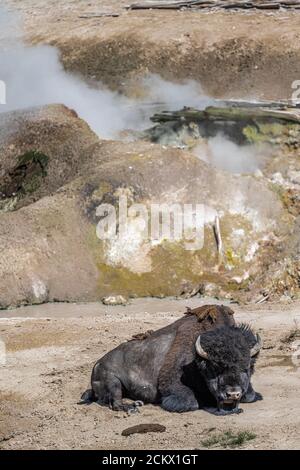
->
(226, 388, 242, 401)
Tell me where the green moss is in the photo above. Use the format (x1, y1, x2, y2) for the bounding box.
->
(0, 150, 49, 206)
(243, 125, 261, 143)
(257, 122, 286, 137)
(17, 151, 49, 196)
(225, 247, 239, 267)
(0, 196, 18, 213)
(243, 121, 300, 145)
(22, 174, 41, 194)
(18, 150, 49, 173)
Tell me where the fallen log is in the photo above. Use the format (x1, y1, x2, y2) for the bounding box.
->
(128, 1, 218, 10)
(222, 2, 280, 9)
(215, 99, 300, 109)
(151, 105, 300, 124)
(128, 0, 300, 10)
(79, 12, 120, 18)
(204, 105, 300, 123)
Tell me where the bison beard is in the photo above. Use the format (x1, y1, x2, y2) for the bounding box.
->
(80, 305, 262, 415)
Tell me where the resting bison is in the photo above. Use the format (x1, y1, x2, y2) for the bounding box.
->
(81, 305, 262, 415)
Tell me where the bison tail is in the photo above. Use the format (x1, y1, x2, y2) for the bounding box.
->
(78, 388, 96, 405)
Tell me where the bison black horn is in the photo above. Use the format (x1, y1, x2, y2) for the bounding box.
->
(195, 335, 208, 359)
(250, 334, 262, 357)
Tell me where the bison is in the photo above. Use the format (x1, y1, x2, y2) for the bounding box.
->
(80, 304, 262, 415)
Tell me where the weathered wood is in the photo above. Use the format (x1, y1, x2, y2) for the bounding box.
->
(222, 2, 280, 9)
(205, 105, 300, 123)
(213, 215, 223, 260)
(151, 108, 205, 123)
(79, 12, 120, 18)
(128, 1, 219, 10)
(215, 99, 300, 109)
(151, 105, 300, 124)
(128, 0, 300, 10)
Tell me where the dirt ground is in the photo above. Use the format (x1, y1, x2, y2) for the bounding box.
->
(0, 297, 300, 450)
(1, 0, 300, 451)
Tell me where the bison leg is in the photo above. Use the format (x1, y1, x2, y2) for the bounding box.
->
(159, 353, 199, 412)
(94, 373, 142, 414)
(160, 384, 199, 413)
(240, 382, 263, 403)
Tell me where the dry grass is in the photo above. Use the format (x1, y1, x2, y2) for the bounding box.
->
(281, 320, 300, 344)
(201, 430, 256, 449)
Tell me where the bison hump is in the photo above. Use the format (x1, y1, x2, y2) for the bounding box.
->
(184, 304, 235, 325)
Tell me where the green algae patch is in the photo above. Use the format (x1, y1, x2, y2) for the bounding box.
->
(243, 121, 300, 145)
(85, 212, 258, 299)
(86, 224, 213, 297)
(18, 150, 49, 172)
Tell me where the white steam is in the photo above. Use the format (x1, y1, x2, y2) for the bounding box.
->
(0, 5, 20, 44)
(0, 6, 211, 138)
(0, 5, 267, 176)
(194, 135, 268, 174)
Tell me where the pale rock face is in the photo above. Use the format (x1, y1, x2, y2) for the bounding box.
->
(102, 295, 128, 306)
(104, 221, 153, 274)
(0, 105, 294, 307)
(271, 172, 285, 185)
(244, 242, 260, 263)
(287, 170, 300, 186)
(102, 188, 153, 274)
(31, 278, 48, 303)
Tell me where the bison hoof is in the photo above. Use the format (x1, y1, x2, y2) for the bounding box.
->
(254, 392, 263, 401)
(241, 391, 263, 403)
(134, 400, 144, 407)
(127, 407, 139, 415)
(204, 407, 243, 416)
(126, 401, 144, 415)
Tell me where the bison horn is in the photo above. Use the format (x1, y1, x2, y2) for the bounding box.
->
(195, 336, 208, 359)
(250, 334, 262, 357)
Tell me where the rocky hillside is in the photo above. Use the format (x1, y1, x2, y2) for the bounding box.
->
(0, 104, 296, 307)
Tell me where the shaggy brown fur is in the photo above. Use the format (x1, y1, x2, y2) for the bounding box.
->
(184, 304, 235, 324)
(130, 330, 154, 341)
(158, 305, 235, 396)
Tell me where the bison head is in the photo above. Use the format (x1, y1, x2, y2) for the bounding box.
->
(194, 324, 261, 415)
